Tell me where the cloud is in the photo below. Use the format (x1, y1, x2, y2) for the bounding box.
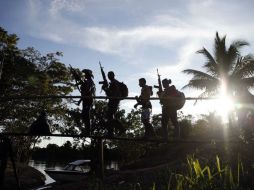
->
(23, 0, 254, 117)
(49, 0, 86, 15)
(32, 23, 214, 62)
(128, 40, 201, 85)
(26, 0, 254, 58)
(82, 26, 213, 55)
(27, 0, 216, 57)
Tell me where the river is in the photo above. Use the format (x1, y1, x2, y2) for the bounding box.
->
(28, 160, 119, 184)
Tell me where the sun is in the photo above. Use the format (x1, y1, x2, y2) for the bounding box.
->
(215, 82, 235, 123)
(215, 95, 234, 123)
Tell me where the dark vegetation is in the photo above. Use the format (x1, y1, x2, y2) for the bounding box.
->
(31, 141, 122, 162)
(1, 27, 254, 189)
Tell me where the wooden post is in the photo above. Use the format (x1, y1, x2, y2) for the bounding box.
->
(0, 137, 20, 190)
(97, 138, 104, 190)
(98, 138, 104, 181)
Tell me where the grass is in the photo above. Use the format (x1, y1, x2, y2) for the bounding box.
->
(49, 154, 251, 190)
(99, 155, 248, 190)
(165, 155, 246, 190)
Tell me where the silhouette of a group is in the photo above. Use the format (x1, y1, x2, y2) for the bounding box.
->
(29, 66, 185, 140)
(72, 66, 185, 140)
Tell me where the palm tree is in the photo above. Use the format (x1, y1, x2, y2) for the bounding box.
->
(183, 32, 254, 102)
(182, 32, 254, 126)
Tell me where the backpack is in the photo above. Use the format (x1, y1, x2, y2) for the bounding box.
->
(175, 91, 185, 110)
(119, 82, 128, 99)
(162, 87, 185, 110)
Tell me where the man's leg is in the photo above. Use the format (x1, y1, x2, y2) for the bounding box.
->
(161, 106, 170, 140)
(106, 101, 119, 137)
(106, 107, 114, 137)
(169, 109, 179, 137)
(142, 108, 155, 138)
(82, 105, 91, 135)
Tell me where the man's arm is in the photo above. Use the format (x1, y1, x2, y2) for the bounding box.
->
(134, 87, 150, 108)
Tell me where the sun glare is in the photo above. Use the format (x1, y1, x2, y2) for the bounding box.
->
(215, 82, 235, 123)
(216, 95, 234, 123)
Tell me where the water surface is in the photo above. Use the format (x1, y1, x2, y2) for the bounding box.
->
(29, 160, 119, 184)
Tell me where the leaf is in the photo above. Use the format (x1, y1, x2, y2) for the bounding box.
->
(216, 155, 222, 178)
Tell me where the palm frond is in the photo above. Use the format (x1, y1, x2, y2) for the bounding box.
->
(241, 77, 254, 88)
(227, 41, 249, 71)
(232, 55, 254, 78)
(231, 40, 249, 49)
(182, 69, 217, 80)
(197, 90, 218, 98)
(215, 32, 226, 65)
(226, 45, 239, 70)
(183, 80, 219, 104)
(197, 48, 218, 75)
(215, 32, 235, 76)
(182, 78, 219, 91)
(193, 91, 211, 104)
(232, 56, 244, 75)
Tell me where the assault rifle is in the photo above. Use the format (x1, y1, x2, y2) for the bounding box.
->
(99, 62, 108, 89)
(69, 64, 81, 92)
(154, 69, 162, 94)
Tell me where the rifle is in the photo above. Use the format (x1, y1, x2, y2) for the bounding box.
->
(69, 64, 81, 92)
(154, 69, 162, 94)
(98, 62, 108, 89)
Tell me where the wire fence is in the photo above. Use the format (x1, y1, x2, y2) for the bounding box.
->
(0, 132, 243, 143)
(0, 95, 218, 101)
(0, 94, 236, 143)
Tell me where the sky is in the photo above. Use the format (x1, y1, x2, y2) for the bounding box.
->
(1, 0, 254, 122)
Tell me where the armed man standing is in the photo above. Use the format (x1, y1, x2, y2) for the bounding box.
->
(158, 79, 180, 140)
(134, 78, 155, 139)
(69, 65, 95, 136)
(80, 69, 95, 136)
(99, 63, 122, 137)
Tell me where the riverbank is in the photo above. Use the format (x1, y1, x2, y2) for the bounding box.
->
(36, 140, 254, 189)
(0, 162, 45, 190)
(3, 138, 254, 190)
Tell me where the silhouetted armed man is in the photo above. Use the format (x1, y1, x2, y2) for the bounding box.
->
(80, 69, 95, 135)
(134, 78, 155, 139)
(158, 79, 179, 140)
(102, 71, 121, 137)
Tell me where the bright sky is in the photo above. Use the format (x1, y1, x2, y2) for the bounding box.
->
(1, 0, 254, 120)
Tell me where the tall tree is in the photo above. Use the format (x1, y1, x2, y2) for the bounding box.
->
(0, 27, 77, 161)
(0, 27, 19, 80)
(182, 32, 254, 100)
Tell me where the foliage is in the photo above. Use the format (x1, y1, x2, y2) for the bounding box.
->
(0, 27, 76, 161)
(80, 156, 248, 190)
(0, 27, 19, 80)
(0, 44, 73, 133)
(108, 108, 147, 165)
(62, 155, 247, 190)
(0, 22, 149, 163)
(189, 112, 224, 139)
(182, 32, 254, 100)
(168, 155, 247, 190)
